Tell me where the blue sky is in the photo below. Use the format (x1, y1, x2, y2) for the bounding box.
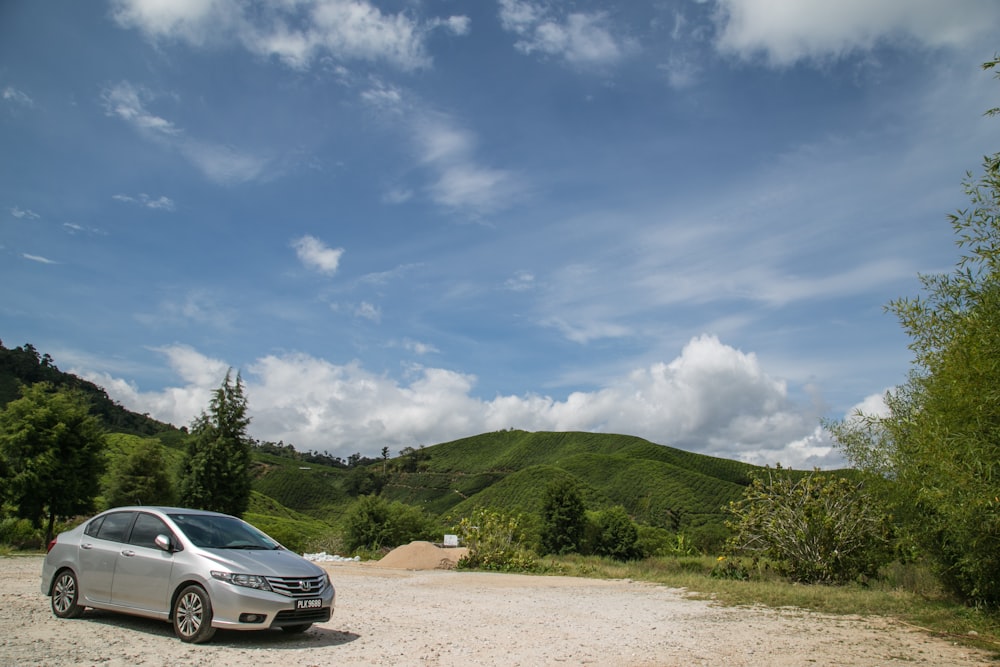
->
(2, 1, 998, 468)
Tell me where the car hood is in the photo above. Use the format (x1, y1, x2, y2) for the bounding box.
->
(196, 548, 323, 577)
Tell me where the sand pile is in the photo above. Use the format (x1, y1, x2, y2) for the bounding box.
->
(374, 541, 469, 570)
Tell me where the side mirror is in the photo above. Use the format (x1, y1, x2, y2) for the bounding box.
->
(154, 534, 173, 552)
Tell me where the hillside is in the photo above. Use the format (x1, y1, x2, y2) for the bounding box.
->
(377, 431, 760, 539)
(0, 340, 179, 437)
(2, 340, 788, 549)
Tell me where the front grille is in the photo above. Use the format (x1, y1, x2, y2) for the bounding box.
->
(272, 607, 331, 626)
(265, 575, 327, 598)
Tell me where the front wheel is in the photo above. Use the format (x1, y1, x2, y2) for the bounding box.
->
(281, 623, 313, 634)
(173, 585, 216, 643)
(51, 569, 84, 619)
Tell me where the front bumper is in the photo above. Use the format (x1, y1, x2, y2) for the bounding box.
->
(204, 581, 335, 630)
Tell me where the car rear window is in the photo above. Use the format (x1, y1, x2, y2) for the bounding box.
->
(94, 511, 135, 542)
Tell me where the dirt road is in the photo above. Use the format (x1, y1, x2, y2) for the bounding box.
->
(4, 555, 994, 666)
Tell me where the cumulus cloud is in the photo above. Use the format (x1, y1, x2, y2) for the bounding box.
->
(110, 0, 469, 72)
(90, 335, 845, 468)
(498, 0, 630, 67)
(102, 81, 268, 184)
(292, 234, 344, 275)
(711, 0, 1000, 65)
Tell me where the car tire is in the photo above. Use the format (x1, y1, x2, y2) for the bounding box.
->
(281, 623, 313, 634)
(51, 569, 84, 619)
(172, 585, 216, 643)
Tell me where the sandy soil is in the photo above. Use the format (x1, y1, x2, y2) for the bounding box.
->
(5, 552, 996, 667)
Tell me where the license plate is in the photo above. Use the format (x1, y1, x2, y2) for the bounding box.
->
(295, 598, 322, 610)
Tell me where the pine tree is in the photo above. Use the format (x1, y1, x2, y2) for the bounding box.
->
(179, 370, 252, 517)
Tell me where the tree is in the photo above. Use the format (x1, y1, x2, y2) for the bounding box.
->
(725, 469, 892, 584)
(179, 371, 252, 517)
(342, 494, 437, 551)
(0, 383, 106, 542)
(105, 439, 175, 507)
(829, 56, 1000, 604)
(591, 506, 641, 561)
(540, 478, 586, 555)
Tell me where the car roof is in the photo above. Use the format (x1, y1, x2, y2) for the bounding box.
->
(101, 506, 233, 518)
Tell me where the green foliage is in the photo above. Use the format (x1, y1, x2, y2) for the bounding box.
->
(0, 516, 45, 550)
(179, 370, 253, 517)
(725, 469, 892, 585)
(105, 438, 175, 507)
(0, 383, 106, 541)
(829, 59, 1000, 606)
(0, 341, 178, 436)
(589, 505, 641, 561)
(455, 508, 537, 572)
(540, 478, 586, 555)
(341, 494, 438, 552)
(243, 491, 337, 554)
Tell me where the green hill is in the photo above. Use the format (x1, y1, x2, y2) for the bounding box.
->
(2, 340, 807, 552)
(378, 431, 759, 535)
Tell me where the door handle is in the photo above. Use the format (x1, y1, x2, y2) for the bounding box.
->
(81, 543, 93, 550)
(121, 550, 136, 557)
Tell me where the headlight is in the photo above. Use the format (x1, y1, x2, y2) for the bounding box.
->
(211, 571, 272, 591)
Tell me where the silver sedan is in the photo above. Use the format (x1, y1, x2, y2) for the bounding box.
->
(41, 506, 335, 643)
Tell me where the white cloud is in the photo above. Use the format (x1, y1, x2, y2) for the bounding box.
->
(355, 301, 381, 322)
(93, 335, 843, 468)
(498, 0, 629, 67)
(102, 81, 267, 184)
(135, 290, 237, 331)
(10, 207, 40, 220)
(110, 0, 470, 72)
(711, 0, 1000, 65)
(402, 339, 439, 356)
(413, 114, 517, 214)
(113, 193, 176, 211)
(22, 253, 57, 265)
(292, 234, 344, 275)
(505, 270, 535, 292)
(2, 86, 35, 108)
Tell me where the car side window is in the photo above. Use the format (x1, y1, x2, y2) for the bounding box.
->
(84, 516, 105, 537)
(128, 513, 171, 550)
(94, 511, 135, 543)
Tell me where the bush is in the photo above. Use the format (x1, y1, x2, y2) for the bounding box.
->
(590, 506, 641, 561)
(0, 517, 44, 550)
(725, 469, 892, 584)
(342, 495, 438, 552)
(455, 509, 536, 572)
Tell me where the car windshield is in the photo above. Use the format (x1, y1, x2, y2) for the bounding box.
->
(168, 513, 279, 550)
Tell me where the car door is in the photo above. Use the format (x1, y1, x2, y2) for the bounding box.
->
(78, 511, 136, 604)
(110, 512, 175, 614)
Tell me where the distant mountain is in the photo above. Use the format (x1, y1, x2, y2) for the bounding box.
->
(0, 340, 179, 437)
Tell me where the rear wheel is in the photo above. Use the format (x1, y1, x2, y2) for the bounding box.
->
(281, 623, 313, 634)
(51, 569, 84, 619)
(173, 585, 216, 643)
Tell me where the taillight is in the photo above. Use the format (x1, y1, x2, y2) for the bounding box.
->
(46, 538, 57, 553)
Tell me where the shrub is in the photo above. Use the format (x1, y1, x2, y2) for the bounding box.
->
(455, 509, 536, 572)
(590, 506, 641, 561)
(341, 494, 438, 552)
(725, 469, 892, 584)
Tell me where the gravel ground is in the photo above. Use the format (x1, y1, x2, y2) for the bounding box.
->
(4, 555, 995, 666)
